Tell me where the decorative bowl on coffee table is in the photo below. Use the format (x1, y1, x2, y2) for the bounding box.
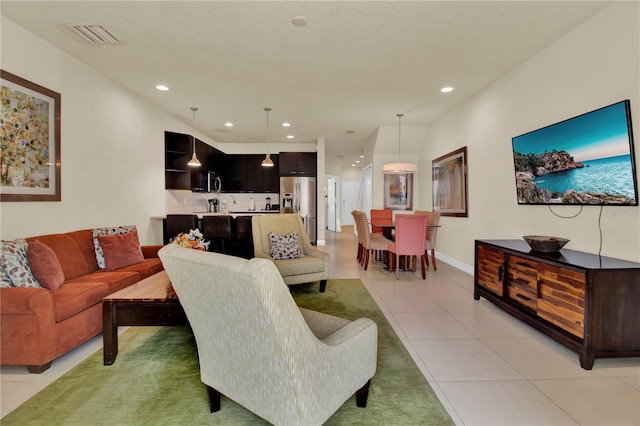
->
(523, 235, 570, 252)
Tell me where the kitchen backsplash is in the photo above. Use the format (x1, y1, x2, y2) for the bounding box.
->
(166, 190, 279, 214)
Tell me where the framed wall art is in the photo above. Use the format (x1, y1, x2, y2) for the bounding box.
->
(1, 70, 61, 202)
(432, 146, 468, 217)
(383, 173, 413, 210)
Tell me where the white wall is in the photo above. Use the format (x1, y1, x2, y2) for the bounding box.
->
(0, 17, 214, 244)
(419, 2, 640, 267)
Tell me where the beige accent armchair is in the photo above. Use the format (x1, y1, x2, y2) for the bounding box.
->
(158, 244, 378, 426)
(252, 214, 329, 292)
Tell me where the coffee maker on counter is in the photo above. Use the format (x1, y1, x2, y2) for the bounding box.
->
(208, 198, 219, 213)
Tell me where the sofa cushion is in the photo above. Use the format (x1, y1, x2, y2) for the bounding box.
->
(27, 240, 65, 292)
(117, 258, 164, 280)
(273, 256, 324, 276)
(269, 231, 304, 260)
(97, 231, 145, 270)
(66, 230, 101, 272)
(92, 225, 137, 269)
(52, 281, 111, 322)
(26, 234, 92, 281)
(1, 239, 41, 288)
(65, 270, 141, 294)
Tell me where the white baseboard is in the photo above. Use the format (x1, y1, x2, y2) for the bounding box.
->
(435, 252, 473, 275)
(316, 240, 326, 246)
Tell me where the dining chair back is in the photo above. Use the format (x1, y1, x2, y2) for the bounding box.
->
(370, 209, 392, 235)
(415, 210, 441, 270)
(388, 214, 428, 279)
(353, 210, 391, 270)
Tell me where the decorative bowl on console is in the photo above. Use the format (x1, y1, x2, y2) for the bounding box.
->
(523, 235, 570, 252)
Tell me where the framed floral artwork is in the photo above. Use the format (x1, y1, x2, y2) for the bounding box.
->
(1, 70, 61, 201)
(383, 173, 413, 210)
(432, 146, 468, 217)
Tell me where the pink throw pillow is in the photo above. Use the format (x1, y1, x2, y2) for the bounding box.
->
(97, 231, 145, 270)
(27, 240, 65, 292)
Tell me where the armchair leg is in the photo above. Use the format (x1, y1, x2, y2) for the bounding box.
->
(207, 385, 221, 412)
(319, 279, 327, 293)
(356, 380, 371, 407)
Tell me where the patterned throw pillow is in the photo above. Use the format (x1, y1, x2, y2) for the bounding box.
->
(269, 231, 305, 260)
(0, 266, 13, 288)
(92, 225, 137, 269)
(0, 239, 41, 288)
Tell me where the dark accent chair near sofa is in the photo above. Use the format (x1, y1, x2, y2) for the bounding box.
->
(0, 229, 163, 373)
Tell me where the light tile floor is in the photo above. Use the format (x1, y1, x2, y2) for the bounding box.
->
(2, 227, 639, 424)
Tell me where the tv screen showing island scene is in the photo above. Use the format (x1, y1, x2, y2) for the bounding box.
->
(512, 100, 638, 206)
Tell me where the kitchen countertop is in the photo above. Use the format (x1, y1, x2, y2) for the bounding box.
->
(152, 210, 281, 220)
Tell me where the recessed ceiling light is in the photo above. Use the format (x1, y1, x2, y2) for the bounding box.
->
(355, 160, 360, 163)
(351, 163, 356, 167)
(224, 122, 234, 127)
(282, 122, 290, 127)
(155, 85, 169, 91)
(287, 135, 294, 139)
(441, 86, 454, 93)
(359, 155, 364, 158)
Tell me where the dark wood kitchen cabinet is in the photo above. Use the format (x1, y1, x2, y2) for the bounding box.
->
(474, 239, 640, 369)
(279, 152, 316, 176)
(223, 154, 279, 193)
(165, 131, 224, 191)
(165, 131, 191, 190)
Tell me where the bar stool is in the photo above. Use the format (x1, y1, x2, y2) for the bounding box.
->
(233, 215, 254, 259)
(202, 215, 233, 253)
(165, 214, 199, 244)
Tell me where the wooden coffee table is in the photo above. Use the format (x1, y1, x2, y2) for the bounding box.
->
(102, 270, 188, 365)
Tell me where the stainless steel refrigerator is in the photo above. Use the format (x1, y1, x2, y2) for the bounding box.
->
(280, 176, 317, 244)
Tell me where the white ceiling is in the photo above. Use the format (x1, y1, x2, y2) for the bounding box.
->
(1, 1, 611, 160)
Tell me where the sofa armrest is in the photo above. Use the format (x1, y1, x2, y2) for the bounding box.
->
(0, 287, 58, 366)
(141, 245, 164, 259)
(0, 287, 55, 316)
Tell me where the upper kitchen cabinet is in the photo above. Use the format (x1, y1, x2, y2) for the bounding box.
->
(262, 154, 280, 192)
(223, 154, 280, 193)
(165, 131, 191, 190)
(165, 131, 224, 191)
(279, 152, 317, 176)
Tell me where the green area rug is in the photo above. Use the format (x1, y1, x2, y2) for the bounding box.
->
(3, 279, 453, 425)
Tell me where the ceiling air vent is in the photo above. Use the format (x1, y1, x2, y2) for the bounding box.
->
(65, 24, 122, 45)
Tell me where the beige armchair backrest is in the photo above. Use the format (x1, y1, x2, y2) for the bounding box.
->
(158, 244, 377, 425)
(251, 214, 313, 259)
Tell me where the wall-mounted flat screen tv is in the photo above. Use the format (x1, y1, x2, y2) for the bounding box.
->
(512, 100, 638, 206)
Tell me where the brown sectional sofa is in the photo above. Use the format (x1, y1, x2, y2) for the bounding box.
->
(0, 229, 163, 373)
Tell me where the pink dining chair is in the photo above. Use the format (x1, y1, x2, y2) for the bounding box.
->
(388, 214, 428, 280)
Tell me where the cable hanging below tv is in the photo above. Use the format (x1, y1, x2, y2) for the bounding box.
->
(512, 99, 638, 206)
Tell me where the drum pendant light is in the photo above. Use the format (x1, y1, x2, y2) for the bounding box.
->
(383, 113, 417, 174)
(187, 107, 201, 167)
(261, 107, 274, 167)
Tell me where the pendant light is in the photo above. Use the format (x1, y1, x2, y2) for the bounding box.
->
(261, 107, 274, 167)
(383, 113, 417, 174)
(187, 106, 201, 167)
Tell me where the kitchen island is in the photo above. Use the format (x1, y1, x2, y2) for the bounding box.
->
(153, 211, 282, 256)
